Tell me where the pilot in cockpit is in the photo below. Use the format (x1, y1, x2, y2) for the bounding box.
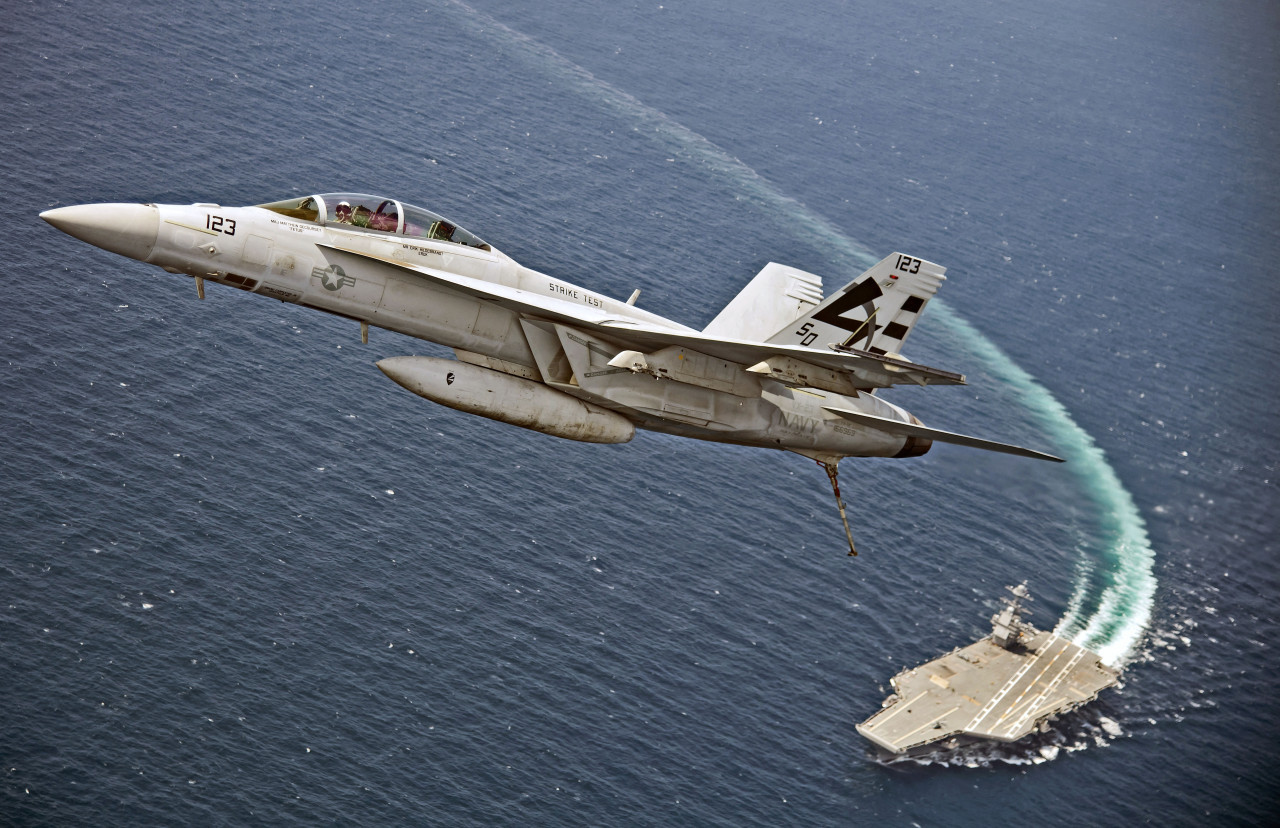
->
(334, 201, 353, 224)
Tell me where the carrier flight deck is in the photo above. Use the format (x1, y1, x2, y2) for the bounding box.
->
(857, 584, 1119, 758)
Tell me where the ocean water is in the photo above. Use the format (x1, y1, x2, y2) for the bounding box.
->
(2, 0, 1277, 825)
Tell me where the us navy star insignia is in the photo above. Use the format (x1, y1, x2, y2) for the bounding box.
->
(311, 264, 356, 291)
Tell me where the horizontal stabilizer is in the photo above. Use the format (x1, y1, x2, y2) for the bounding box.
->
(823, 406, 1064, 463)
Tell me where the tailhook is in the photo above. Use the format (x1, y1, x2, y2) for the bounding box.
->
(820, 460, 857, 556)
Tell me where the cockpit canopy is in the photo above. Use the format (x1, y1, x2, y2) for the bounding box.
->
(256, 193, 491, 251)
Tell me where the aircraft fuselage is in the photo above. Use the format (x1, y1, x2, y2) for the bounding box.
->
(41, 196, 932, 461)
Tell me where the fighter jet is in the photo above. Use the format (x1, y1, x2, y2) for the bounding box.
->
(41, 193, 1061, 554)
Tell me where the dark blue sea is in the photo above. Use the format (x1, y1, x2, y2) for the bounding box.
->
(3, 0, 1277, 824)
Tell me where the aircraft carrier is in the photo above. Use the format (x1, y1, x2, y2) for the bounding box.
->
(857, 584, 1119, 759)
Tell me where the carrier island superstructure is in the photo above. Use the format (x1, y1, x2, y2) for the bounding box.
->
(857, 584, 1119, 759)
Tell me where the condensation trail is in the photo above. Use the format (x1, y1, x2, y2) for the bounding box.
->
(446, 0, 1155, 665)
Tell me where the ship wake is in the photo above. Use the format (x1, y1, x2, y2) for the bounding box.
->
(449, 0, 1156, 681)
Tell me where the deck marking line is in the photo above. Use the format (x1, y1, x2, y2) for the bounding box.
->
(966, 635, 1059, 732)
(996, 637, 1071, 723)
(864, 689, 930, 731)
(898, 706, 961, 744)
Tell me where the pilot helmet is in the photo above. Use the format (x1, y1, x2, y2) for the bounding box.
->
(336, 201, 352, 221)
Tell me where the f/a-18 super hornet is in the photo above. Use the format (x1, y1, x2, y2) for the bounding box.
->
(41, 193, 1061, 554)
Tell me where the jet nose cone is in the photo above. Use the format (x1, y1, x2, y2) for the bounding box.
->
(41, 203, 160, 262)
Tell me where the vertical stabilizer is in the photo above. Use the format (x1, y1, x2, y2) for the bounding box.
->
(703, 262, 823, 342)
(765, 253, 945, 357)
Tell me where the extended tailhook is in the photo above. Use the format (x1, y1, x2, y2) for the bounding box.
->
(820, 460, 857, 556)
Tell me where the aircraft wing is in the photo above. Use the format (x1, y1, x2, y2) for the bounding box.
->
(823, 406, 1064, 462)
(320, 244, 966, 390)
